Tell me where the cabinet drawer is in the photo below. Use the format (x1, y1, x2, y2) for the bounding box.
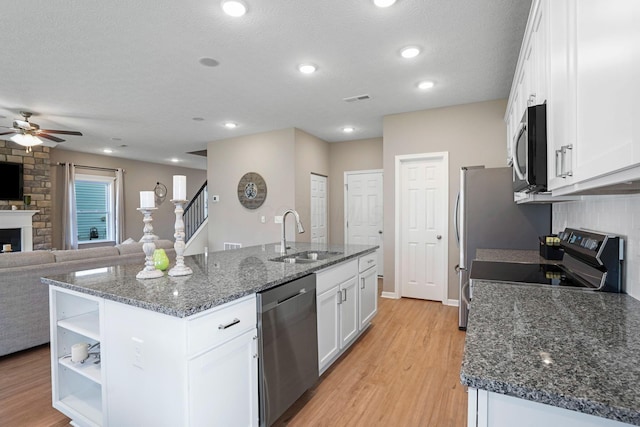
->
(187, 295, 257, 356)
(315, 259, 358, 294)
(358, 252, 377, 273)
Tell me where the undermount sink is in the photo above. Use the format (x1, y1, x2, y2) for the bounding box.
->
(269, 250, 343, 264)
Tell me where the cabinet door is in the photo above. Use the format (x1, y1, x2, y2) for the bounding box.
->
(317, 285, 340, 372)
(547, 0, 577, 190)
(358, 267, 378, 330)
(339, 276, 359, 348)
(574, 0, 637, 181)
(188, 328, 259, 427)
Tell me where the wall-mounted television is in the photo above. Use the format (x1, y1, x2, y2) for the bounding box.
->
(0, 161, 24, 201)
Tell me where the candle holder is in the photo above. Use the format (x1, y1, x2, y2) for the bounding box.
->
(136, 207, 164, 279)
(168, 199, 193, 277)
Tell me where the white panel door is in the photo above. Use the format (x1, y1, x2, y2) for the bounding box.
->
(310, 174, 328, 244)
(399, 156, 447, 301)
(345, 171, 384, 276)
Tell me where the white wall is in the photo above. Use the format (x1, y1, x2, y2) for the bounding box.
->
(553, 195, 640, 300)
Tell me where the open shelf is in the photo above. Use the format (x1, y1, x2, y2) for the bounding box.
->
(57, 311, 100, 341)
(57, 387, 102, 426)
(59, 356, 101, 385)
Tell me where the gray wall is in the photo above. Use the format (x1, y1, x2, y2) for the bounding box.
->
(294, 129, 330, 243)
(50, 150, 206, 249)
(382, 99, 508, 300)
(328, 137, 383, 244)
(207, 128, 296, 251)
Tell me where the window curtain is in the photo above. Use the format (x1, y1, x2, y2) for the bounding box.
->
(62, 163, 78, 249)
(114, 168, 125, 244)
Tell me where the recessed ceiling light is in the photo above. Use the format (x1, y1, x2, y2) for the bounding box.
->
(400, 46, 421, 59)
(342, 126, 355, 133)
(373, 0, 396, 7)
(298, 64, 317, 74)
(221, 0, 247, 17)
(418, 81, 435, 90)
(171, 158, 179, 163)
(192, 117, 205, 121)
(198, 57, 219, 67)
(103, 149, 113, 154)
(224, 122, 238, 129)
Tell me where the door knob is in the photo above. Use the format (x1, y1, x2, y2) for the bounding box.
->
(378, 230, 383, 234)
(437, 235, 442, 240)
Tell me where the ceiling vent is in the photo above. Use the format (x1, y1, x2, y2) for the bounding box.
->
(343, 94, 371, 103)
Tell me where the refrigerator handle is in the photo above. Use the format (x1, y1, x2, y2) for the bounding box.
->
(454, 192, 460, 247)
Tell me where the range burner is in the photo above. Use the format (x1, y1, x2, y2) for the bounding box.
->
(469, 228, 623, 293)
(470, 261, 594, 289)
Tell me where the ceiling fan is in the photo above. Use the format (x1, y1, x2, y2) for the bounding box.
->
(0, 111, 83, 152)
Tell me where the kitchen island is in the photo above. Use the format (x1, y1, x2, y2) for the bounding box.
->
(461, 280, 640, 427)
(43, 242, 378, 427)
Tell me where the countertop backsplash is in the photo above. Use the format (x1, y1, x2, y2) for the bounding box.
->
(553, 194, 640, 300)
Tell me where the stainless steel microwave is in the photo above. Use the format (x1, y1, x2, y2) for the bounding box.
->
(513, 104, 547, 192)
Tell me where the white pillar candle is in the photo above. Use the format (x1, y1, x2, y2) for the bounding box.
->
(140, 191, 155, 208)
(173, 175, 187, 200)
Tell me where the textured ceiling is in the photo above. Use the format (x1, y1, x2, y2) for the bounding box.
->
(0, 0, 532, 170)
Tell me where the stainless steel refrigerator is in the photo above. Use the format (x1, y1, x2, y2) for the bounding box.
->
(456, 166, 550, 330)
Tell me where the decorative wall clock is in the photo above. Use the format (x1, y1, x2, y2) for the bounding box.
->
(237, 172, 267, 209)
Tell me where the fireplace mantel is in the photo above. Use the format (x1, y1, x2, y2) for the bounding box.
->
(0, 210, 39, 252)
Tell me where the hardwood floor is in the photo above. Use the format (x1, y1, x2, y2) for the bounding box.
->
(275, 286, 468, 427)
(0, 344, 69, 427)
(0, 283, 467, 427)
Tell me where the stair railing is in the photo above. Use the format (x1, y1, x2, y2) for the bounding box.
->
(183, 181, 208, 242)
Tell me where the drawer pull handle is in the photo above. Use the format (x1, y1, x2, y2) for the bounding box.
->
(218, 318, 240, 330)
(367, 259, 374, 264)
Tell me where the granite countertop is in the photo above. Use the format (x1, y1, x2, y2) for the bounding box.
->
(475, 248, 558, 264)
(42, 242, 377, 318)
(461, 281, 640, 425)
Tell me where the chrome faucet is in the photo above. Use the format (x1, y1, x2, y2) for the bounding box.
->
(280, 209, 305, 254)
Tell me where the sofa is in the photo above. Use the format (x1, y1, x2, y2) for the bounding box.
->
(0, 240, 176, 357)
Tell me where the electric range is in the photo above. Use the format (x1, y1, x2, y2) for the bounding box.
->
(469, 228, 624, 292)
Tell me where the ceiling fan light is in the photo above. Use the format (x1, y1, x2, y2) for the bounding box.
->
(10, 133, 43, 147)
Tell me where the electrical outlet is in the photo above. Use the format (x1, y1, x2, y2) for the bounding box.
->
(132, 337, 144, 369)
(274, 215, 283, 224)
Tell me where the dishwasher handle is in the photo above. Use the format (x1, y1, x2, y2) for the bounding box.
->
(262, 288, 309, 312)
(277, 288, 306, 305)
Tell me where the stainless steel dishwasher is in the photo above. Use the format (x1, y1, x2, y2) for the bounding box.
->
(257, 274, 318, 427)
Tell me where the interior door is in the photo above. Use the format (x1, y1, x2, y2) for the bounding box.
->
(310, 174, 328, 244)
(398, 154, 447, 301)
(345, 171, 384, 276)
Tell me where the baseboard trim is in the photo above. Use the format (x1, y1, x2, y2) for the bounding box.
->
(445, 299, 459, 307)
(381, 291, 400, 299)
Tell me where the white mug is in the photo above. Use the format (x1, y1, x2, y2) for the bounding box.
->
(11, 205, 17, 211)
(71, 342, 89, 363)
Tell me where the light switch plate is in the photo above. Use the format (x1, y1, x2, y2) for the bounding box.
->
(212, 195, 220, 202)
(274, 215, 283, 224)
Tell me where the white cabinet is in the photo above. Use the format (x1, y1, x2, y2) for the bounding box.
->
(546, 0, 640, 194)
(316, 254, 378, 375)
(50, 286, 106, 427)
(315, 259, 358, 374)
(358, 253, 377, 329)
(103, 294, 258, 427)
(50, 285, 258, 427)
(188, 329, 259, 427)
(468, 388, 633, 427)
(505, 0, 549, 166)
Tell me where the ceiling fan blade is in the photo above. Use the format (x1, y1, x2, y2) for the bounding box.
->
(38, 134, 65, 143)
(38, 129, 83, 136)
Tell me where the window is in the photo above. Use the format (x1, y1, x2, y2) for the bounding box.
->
(75, 174, 115, 243)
